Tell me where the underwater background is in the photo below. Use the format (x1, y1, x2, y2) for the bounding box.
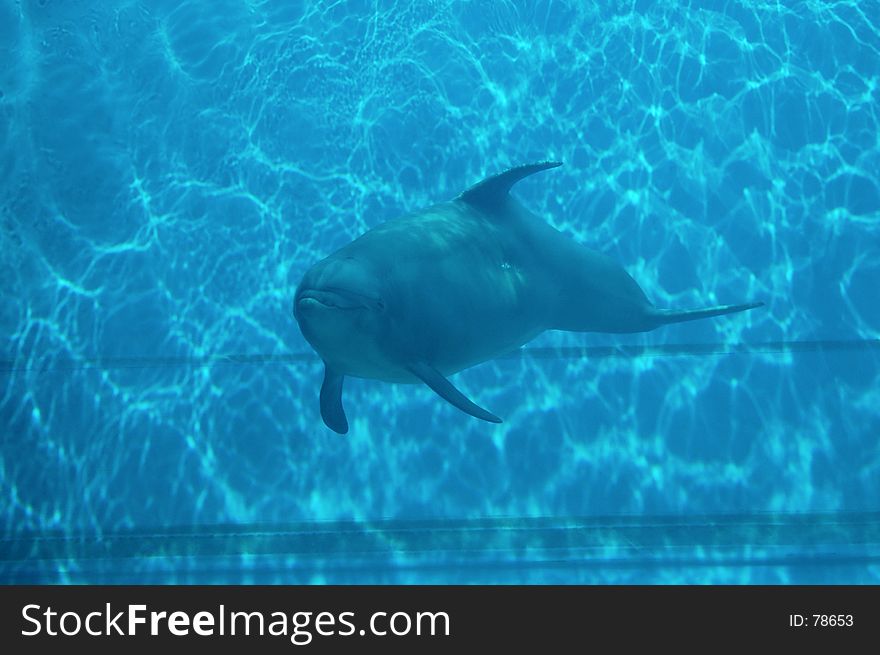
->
(1, 0, 878, 583)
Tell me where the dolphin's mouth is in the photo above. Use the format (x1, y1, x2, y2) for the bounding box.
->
(296, 288, 381, 312)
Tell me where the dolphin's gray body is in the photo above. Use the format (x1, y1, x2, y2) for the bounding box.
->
(294, 162, 761, 433)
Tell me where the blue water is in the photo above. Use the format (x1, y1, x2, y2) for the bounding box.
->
(1, 1, 879, 583)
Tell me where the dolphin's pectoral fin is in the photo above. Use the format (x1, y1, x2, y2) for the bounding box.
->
(458, 161, 562, 211)
(319, 363, 349, 435)
(407, 362, 502, 425)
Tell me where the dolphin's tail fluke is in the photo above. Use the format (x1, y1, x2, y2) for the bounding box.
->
(650, 301, 764, 327)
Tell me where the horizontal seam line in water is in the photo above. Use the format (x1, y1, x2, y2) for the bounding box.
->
(1, 338, 878, 373)
(6, 510, 880, 541)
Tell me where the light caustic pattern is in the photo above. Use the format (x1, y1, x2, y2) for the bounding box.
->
(1, 1, 879, 560)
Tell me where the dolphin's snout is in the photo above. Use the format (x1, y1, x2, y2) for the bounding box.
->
(297, 287, 380, 311)
(294, 256, 385, 321)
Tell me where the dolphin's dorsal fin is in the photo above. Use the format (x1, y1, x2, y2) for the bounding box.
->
(407, 362, 502, 424)
(458, 161, 562, 210)
(320, 363, 349, 434)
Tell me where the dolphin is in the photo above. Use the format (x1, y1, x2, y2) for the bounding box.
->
(294, 162, 762, 434)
